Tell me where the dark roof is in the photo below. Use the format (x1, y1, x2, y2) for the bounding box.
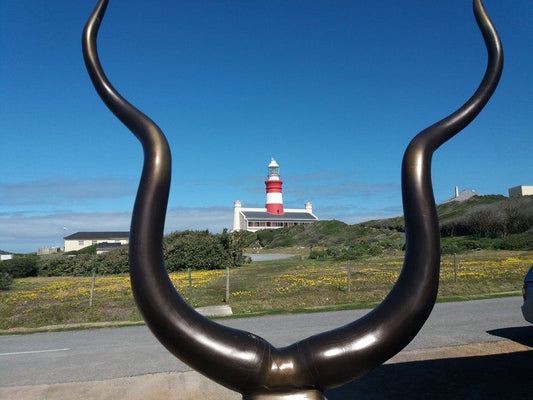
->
(241, 211, 317, 221)
(64, 231, 129, 240)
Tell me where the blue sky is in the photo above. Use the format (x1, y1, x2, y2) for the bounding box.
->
(1, 0, 531, 253)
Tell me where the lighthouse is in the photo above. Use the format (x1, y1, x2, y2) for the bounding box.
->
(232, 158, 318, 232)
(265, 158, 284, 215)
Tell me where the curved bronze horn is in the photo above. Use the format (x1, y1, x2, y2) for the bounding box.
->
(82, 0, 502, 398)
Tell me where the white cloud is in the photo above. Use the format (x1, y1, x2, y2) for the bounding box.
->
(0, 206, 233, 254)
(280, 170, 400, 205)
(0, 177, 136, 206)
(0, 196, 403, 253)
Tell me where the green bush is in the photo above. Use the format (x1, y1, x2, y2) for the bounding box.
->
(309, 249, 329, 259)
(269, 236, 296, 248)
(256, 230, 276, 247)
(308, 241, 385, 261)
(440, 231, 533, 254)
(0, 255, 39, 278)
(497, 231, 533, 250)
(36, 229, 248, 277)
(164, 230, 233, 271)
(38, 254, 91, 276)
(0, 271, 13, 290)
(38, 255, 71, 276)
(93, 246, 129, 274)
(38, 247, 129, 276)
(441, 196, 533, 238)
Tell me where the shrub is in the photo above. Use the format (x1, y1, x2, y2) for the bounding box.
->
(441, 196, 533, 238)
(38, 255, 72, 276)
(38, 247, 129, 276)
(256, 230, 276, 247)
(440, 231, 533, 254)
(94, 246, 129, 274)
(269, 236, 296, 248)
(0, 255, 39, 278)
(309, 249, 329, 260)
(0, 272, 13, 290)
(497, 231, 533, 250)
(164, 230, 243, 271)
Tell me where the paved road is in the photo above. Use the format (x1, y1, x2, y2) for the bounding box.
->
(244, 253, 296, 262)
(0, 296, 530, 387)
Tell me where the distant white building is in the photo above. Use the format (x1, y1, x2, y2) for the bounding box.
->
(37, 246, 63, 256)
(508, 185, 533, 197)
(233, 159, 318, 232)
(443, 186, 478, 203)
(0, 254, 13, 261)
(64, 232, 129, 252)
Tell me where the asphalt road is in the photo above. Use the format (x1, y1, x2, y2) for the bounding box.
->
(244, 253, 296, 262)
(0, 296, 530, 387)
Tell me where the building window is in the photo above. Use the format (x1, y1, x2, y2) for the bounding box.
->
(92, 240, 97, 245)
(78, 240, 84, 246)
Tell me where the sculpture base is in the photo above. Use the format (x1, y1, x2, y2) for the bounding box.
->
(243, 390, 327, 400)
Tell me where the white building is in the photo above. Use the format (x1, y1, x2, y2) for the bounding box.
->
(64, 232, 129, 252)
(508, 185, 533, 197)
(37, 246, 63, 255)
(442, 186, 478, 203)
(232, 159, 318, 232)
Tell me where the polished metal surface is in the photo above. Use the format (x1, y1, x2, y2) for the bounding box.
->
(244, 390, 326, 400)
(82, 0, 502, 398)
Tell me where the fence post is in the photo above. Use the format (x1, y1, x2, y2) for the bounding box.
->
(226, 266, 230, 303)
(347, 260, 351, 294)
(188, 267, 193, 304)
(89, 269, 96, 307)
(454, 253, 458, 283)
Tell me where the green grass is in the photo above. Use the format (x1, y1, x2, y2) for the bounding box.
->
(0, 250, 530, 333)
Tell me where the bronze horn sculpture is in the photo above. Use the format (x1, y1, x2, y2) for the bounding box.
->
(82, 1, 503, 398)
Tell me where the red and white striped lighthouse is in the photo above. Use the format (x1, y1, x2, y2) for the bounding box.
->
(265, 158, 284, 215)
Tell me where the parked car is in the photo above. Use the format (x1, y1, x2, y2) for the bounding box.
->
(521, 265, 533, 324)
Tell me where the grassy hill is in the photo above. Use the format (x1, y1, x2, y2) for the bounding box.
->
(256, 220, 403, 250)
(251, 195, 533, 257)
(363, 194, 507, 231)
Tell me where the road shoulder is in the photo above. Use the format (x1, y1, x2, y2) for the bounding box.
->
(2, 340, 530, 400)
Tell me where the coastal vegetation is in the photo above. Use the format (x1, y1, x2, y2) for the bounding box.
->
(0, 230, 249, 282)
(0, 194, 531, 331)
(1, 195, 530, 285)
(253, 195, 533, 257)
(1, 250, 530, 331)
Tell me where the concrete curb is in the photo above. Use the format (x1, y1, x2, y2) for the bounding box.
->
(0, 321, 146, 335)
(196, 305, 233, 317)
